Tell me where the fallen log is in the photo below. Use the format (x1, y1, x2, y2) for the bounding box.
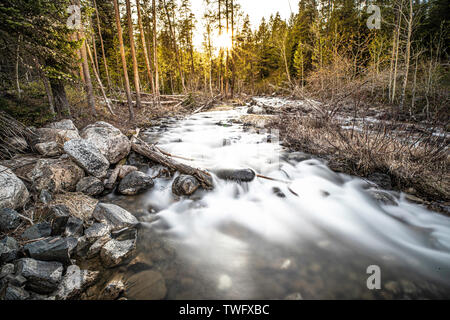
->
(130, 137, 213, 190)
(110, 99, 180, 106)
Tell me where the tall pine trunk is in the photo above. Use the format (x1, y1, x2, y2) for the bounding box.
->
(152, 0, 160, 104)
(400, 0, 413, 112)
(50, 78, 70, 118)
(93, 0, 112, 90)
(79, 34, 97, 116)
(125, 0, 142, 109)
(136, 0, 155, 98)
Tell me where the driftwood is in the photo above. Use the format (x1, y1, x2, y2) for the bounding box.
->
(110, 99, 180, 106)
(131, 137, 214, 190)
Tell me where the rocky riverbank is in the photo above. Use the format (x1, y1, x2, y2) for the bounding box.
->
(0, 119, 207, 300)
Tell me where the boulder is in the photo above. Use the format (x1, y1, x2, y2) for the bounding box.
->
(100, 239, 136, 268)
(44, 119, 77, 131)
(125, 270, 167, 300)
(23, 236, 78, 264)
(54, 265, 99, 300)
(215, 168, 256, 182)
(118, 165, 138, 179)
(27, 158, 84, 192)
(0, 165, 29, 209)
(0, 236, 19, 263)
(16, 258, 63, 294)
(21, 222, 52, 240)
(118, 171, 154, 195)
(93, 203, 139, 231)
(172, 175, 200, 196)
(5, 137, 28, 152)
(36, 127, 80, 145)
(3, 285, 30, 300)
(0, 263, 14, 279)
(35, 141, 61, 157)
(84, 223, 110, 242)
(0, 156, 38, 178)
(80, 121, 131, 164)
(76, 176, 104, 196)
(49, 194, 98, 221)
(0, 208, 22, 232)
(64, 139, 110, 178)
(87, 235, 111, 259)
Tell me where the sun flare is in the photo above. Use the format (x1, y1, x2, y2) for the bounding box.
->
(214, 32, 233, 50)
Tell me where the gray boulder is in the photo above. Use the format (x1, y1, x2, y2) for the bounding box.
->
(93, 203, 138, 231)
(215, 168, 256, 182)
(0, 165, 29, 209)
(87, 235, 111, 259)
(35, 141, 61, 157)
(64, 139, 110, 178)
(16, 258, 63, 294)
(63, 216, 84, 237)
(54, 265, 99, 300)
(44, 119, 77, 131)
(21, 222, 52, 240)
(0, 236, 19, 263)
(3, 285, 30, 300)
(100, 239, 136, 268)
(76, 176, 104, 196)
(24, 236, 78, 264)
(85, 223, 110, 241)
(0, 263, 15, 279)
(118, 171, 154, 195)
(80, 121, 131, 164)
(36, 127, 80, 146)
(0, 208, 22, 232)
(172, 175, 200, 196)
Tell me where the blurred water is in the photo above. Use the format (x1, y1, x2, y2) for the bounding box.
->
(109, 104, 450, 299)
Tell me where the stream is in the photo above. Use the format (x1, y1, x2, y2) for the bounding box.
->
(103, 101, 450, 299)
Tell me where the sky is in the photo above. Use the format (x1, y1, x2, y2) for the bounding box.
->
(189, 0, 298, 48)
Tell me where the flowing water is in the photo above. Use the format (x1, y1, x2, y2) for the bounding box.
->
(105, 101, 450, 299)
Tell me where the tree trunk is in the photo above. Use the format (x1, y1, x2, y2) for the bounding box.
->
(152, 0, 160, 104)
(113, 0, 135, 121)
(391, 1, 403, 104)
(399, 0, 413, 112)
(50, 78, 70, 118)
(125, 0, 142, 109)
(93, 0, 112, 90)
(79, 33, 97, 116)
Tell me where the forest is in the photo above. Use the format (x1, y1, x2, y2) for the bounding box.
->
(0, 0, 449, 302)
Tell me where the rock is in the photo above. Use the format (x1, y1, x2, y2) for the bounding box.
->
(0, 155, 39, 178)
(0, 165, 29, 210)
(369, 190, 398, 206)
(49, 194, 98, 221)
(80, 121, 131, 164)
(125, 270, 167, 300)
(117, 171, 154, 195)
(27, 158, 85, 192)
(63, 216, 84, 237)
(36, 127, 80, 146)
(63, 139, 110, 178)
(215, 168, 256, 182)
(54, 265, 99, 300)
(24, 236, 78, 264)
(0, 263, 15, 279)
(172, 175, 200, 196)
(39, 189, 52, 204)
(5, 274, 27, 287)
(368, 172, 392, 190)
(126, 151, 152, 167)
(48, 205, 71, 235)
(87, 235, 111, 259)
(16, 258, 63, 294)
(100, 239, 136, 268)
(5, 137, 28, 152)
(3, 285, 30, 300)
(93, 203, 139, 231)
(0, 208, 22, 232)
(44, 119, 77, 131)
(0, 236, 19, 263)
(111, 227, 137, 242)
(35, 141, 61, 157)
(100, 277, 125, 300)
(272, 187, 286, 198)
(118, 165, 138, 179)
(21, 222, 52, 240)
(76, 176, 104, 196)
(84, 223, 110, 241)
(29, 293, 55, 300)
(284, 292, 303, 300)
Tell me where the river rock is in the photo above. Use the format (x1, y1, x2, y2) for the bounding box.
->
(369, 190, 398, 206)
(3, 284, 30, 300)
(0, 263, 15, 279)
(368, 172, 392, 190)
(87, 235, 111, 259)
(215, 168, 256, 182)
(27, 158, 85, 192)
(76, 176, 104, 196)
(63, 139, 110, 178)
(100, 239, 136, 268)
(0, 236, 19, 263)
(16, 258, 63, 294)
(125, 270, 167, 300)
(0, 208, 22, 232)
(45, 119, 77, 131)
(172, 175, 200, 196)
(117, 171, 154, 195)
(54, 265, 99, 300)
(118, 165, 138, 179)
(39, 189, 52, 204)
(85, 223, 110, 241)
(100, 277, 125, 300)
(0, 155, 39, 178)
(284, 292, 304, 300)
(93, 203, 139, 230)
(24, 236, 78, 264)
(0, 165, 29, 209)
(80, 121, 131, 164)
(21, 222, 52, 240)
(63, 216, 84, 237)
(36, 127, 80, 146)
(35, 141, 61, 157)
(48, 205, 70, 235)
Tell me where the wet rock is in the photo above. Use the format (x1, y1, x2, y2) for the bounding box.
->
(16, 258, 63, 294)
(369, 190, 398, 206)
(93, 203, 139, 231)
(64, 139, 110, 178)
(80, 121, 131, 164)
(35, 141, 61, 157)
(63, 216, 84, 237)
(3, 284, 30, 300)
(125, 270, 167, 300)
(100, 277, 125, 300)
(368, 172, 392, 190)
(0, 236, 19, 263)
(87, 235, 111, 259)
(21, 222, 52, 240)
(284, 292, 303, 300)
(118, 165, 138, 179)
(54, 265, 99, 300)
(0, 165, 29, 210)
(0, 208, 22, 232)
(126, 151, 152, 167)
(118, 171, 154, 195)
(172, 175, 200, 196)
(111, 227, 137, 242)
(84, 223, 110, 241)
(100, 239, 136, 268)
(24, 236, 78, 264)
(39, 189, 52, 204)
(215, 168, 256, 182)
(272, 187, 286, 198)
(27, 158, 85, 192)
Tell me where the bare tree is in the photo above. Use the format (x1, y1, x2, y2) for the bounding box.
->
(152, 0, 160, 104)
(92, 0, 112, 90)
(125, 0, 142, 109)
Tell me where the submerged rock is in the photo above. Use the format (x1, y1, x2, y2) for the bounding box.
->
(64, 139, 110, 178)
(16, 258, 63, 294)
(0, 165, 29, 210)
(368, 172, 392, 190)
(172, 175, 200, 196)
(24, 236, 78, 264)
(118, 171, 154, 195)
(100, 239, 136, 268)
(215, 168, 256, 182)
(0, 208, 22, 232)
(93, 203, 139, 230)
(100, 277, 125, 300)
(125, 270, 167, 300)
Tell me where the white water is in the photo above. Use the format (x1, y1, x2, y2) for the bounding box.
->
(119, 103, 450, 299)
